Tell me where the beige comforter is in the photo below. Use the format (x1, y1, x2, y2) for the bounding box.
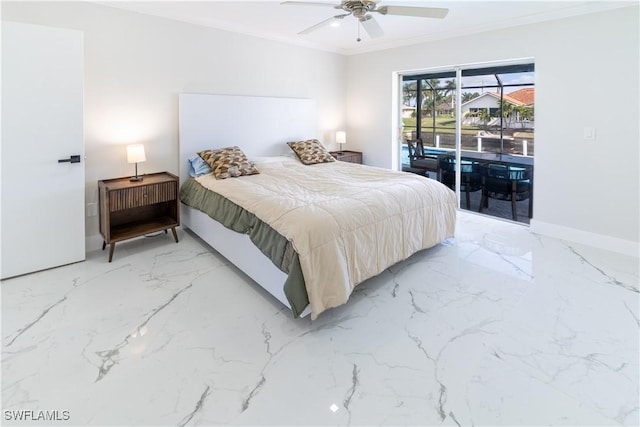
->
(196, 156, 456, 319)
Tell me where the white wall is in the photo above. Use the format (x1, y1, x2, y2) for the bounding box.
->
(1, 1, 347, 247)
(346, 6, 639, 254)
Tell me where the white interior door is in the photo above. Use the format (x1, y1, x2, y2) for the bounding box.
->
(1, 21, 85, 279)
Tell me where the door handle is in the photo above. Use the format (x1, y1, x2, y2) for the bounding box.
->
(58, 155, 81, 164)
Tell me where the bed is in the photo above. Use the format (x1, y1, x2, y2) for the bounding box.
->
(178, 94, 456, 320)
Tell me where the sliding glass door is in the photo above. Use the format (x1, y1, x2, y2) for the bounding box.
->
(400, 62, 535, 224)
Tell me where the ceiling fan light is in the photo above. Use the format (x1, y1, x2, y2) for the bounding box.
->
(330, 21, 340, 27)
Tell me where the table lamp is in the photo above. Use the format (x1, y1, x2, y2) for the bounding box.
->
(127, 144, 146, 182)
(336, 131, 346, 155)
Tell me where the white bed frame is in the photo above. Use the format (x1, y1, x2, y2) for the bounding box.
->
(178, 93, 317, 317)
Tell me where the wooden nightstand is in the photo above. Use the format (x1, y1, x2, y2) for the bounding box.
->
(330, 150, 362, 164)
(99, 172, 180, 262)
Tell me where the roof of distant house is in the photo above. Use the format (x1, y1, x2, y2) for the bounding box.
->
(486, 92, 526, 106)
(462, 88, 535, 107)
(460, 88, 535, 107)
(505, 88, 535, 105)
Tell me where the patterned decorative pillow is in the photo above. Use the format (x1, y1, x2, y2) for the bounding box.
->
(287, 139, 336, 165)
(198, 146, 260, 180)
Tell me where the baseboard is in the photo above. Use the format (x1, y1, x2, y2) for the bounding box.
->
(530, 219, 639, 257)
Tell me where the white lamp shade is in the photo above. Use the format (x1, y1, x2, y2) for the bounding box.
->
(336, 131, 346, 144)
(127, 144, 146, 164)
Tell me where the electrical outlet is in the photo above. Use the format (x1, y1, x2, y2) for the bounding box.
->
(583, 127, 596, 141)
(87, 202, 97, 217)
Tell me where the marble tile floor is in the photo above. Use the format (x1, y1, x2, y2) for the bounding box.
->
(1, 211, 638, 427)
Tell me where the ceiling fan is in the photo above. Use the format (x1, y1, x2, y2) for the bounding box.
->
(282, 1, 449, 41)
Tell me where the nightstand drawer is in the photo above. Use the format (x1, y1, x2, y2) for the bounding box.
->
(109, 182, 176, 212)
(329, 150, 363, 164)
(338, 153, 361, 163)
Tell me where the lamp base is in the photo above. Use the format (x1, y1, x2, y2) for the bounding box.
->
(130, 162, 143, 182)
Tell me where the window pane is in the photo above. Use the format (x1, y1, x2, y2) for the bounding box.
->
(401, 79, 418, 165)
(461, 74, 498, 89)
(402, 79, 418, 139)
(497, 71, 535, 86)
(459, 68, 534, 157)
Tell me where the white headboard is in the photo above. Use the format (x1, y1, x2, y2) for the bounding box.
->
(178, 93, 317, 184)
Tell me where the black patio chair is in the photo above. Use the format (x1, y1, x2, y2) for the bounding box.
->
(406, 138, 439, 177)
(438, 155, 482, 210)
(478, 163, 532, 221)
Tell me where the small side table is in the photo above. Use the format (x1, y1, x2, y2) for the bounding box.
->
(98, 172, 180, 262)
(330, 150, 362, 164)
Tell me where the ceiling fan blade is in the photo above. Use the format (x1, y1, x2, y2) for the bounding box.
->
(377, 6, 449, 19)
(360, 15, 384, 39)
(298, 14, 348, 35)
(281, 1, 337, 7)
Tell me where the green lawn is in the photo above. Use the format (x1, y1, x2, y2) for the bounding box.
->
(403, 117, 534, 137)
(403, 116, 479, 135)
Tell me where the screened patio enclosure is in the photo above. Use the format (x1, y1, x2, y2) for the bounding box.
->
(401, 62, 534, 224)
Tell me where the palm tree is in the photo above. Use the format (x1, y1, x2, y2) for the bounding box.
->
(462, 92, 480, 103)
(517, 105, 534, 128)
(443, 79, 456, 108)
(402, 81, 417, 107)
(500, 100, 514, 129)
(420, 78, 441, 116)
(478, 109, 491, 130)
